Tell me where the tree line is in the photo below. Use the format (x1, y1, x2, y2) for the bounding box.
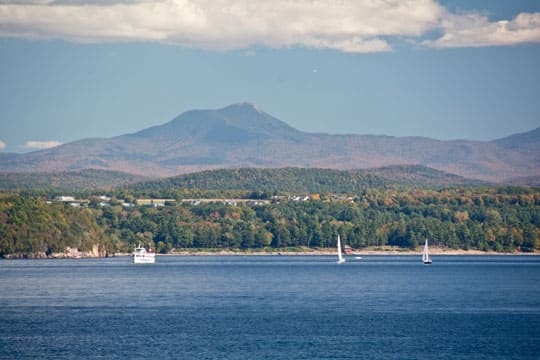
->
(1, 185, 538, 257)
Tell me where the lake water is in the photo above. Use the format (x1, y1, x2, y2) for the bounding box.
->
(1, 255, 540, 359)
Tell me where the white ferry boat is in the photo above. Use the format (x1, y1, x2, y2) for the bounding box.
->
(132, 245, 155, 264)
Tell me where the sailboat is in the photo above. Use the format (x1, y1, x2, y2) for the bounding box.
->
(337, 234, 346, 264)
(422, 239, 432, 265)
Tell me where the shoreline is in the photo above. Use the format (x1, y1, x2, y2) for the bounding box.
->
(140, 246, 539, 257)
(3, 246, 538, 259)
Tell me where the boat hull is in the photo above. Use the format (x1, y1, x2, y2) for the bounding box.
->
(132, 254, 155, 264)
(132, 246, 155, 264)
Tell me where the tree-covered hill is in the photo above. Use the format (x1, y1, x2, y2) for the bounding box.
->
(360, 165, 489, 188)
(0, 169, 147, 192)
(0, 166, 509, 195)
(128, 167, 392, 193)
(0, 194, 110, 257)
(128, 166, 489, 194)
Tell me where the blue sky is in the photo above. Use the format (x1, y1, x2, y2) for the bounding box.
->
(0, 0, 539, 153)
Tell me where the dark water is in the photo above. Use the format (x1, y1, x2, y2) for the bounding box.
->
(1, 256, 540, 359)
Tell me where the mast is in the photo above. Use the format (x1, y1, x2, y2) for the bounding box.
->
(337, 234, 345, 264)
(423, 239, 431, 264)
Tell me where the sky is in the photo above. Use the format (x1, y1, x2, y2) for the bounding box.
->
(0, 0, 539, 153)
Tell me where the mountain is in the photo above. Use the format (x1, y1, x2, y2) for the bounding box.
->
(492, 127, 540, 151)
(0, 103, 538, 182)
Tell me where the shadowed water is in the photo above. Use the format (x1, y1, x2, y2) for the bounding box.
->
(1, 255, 539, 359)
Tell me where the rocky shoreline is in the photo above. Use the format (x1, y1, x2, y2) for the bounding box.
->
(2, 245, 108, 259)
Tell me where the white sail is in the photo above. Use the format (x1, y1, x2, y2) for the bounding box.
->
(337, 234, 345, 264)
(423, 239, 432, 264)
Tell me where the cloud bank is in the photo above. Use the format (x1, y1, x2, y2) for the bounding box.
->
(0, 140, 6, 150)
(0, 1, 539, 52)
(425, 11, 540, 48)
(25, 140, 63, 149)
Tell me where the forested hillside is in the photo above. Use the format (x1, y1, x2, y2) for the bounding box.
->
(0, 169, 147, 192)
(1, 185, 538, 257)
(0, 194, 110, 257)
(0, 166, 488, 195)
(130, 168, 393, 193)
(360, 165, 489, 187)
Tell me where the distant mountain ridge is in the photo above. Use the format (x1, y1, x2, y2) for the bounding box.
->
(0, 169, 147, 192)
(359, 165, 489, 188)
(130, 167, 390, 193)
(0, 103, 538, 183)
(0, 165, 489, 192)
(129, 166, 488, 193)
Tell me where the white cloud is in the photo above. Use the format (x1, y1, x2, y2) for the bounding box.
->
(425, 11, 540, 48)
(0, 140, 6, 150)
(0, 1, 538, 52)
(25, 140, 63, 149)
(0, 0, 443, 52)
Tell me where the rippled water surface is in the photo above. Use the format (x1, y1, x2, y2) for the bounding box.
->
(1, 255, 539, 359)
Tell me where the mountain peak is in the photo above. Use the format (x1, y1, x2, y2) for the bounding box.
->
(132, 102, 304, 145)
(208, 102, 302, 137)
(223, 102, 261, 112)
(218, 102, 266, 120)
